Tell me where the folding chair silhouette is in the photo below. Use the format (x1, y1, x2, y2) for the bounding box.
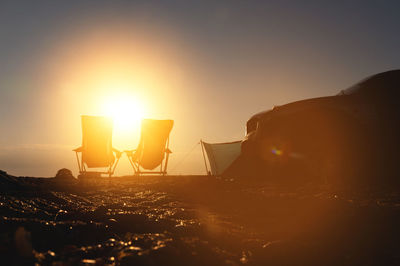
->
(73, 115, 121, 178)
(125, 119, 173, 175)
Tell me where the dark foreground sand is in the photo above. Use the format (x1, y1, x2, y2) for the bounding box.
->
(1, 171, 400, 265)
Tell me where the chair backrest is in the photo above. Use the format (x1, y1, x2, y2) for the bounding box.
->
(81, 115, 115, 168)
(135, 119, 174, 170)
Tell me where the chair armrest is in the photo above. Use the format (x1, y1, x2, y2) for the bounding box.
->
(73, 147, 83, 152)
(112, 148, 122, 158)
(124, 150, 137, 157)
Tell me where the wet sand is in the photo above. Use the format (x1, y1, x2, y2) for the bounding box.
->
(1, 174, 400, 265)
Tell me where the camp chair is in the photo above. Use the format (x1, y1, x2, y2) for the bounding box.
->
(73, 115, 121, 178)
(125, 119, 173, 175)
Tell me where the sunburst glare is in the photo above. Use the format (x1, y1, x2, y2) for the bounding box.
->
(102, 92, 146, 134)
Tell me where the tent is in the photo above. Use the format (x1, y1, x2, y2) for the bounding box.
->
(201, 140, 242, 176)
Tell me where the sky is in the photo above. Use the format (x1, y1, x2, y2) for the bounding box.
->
(1, 0, 400, 177)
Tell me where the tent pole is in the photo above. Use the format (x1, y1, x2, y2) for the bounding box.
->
(200, 140, 210, 175)
(163, 137, 170, 175)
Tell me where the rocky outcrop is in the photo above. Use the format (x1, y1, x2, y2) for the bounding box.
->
(54, 168, 77, 183)
(0, 170, 27, 191)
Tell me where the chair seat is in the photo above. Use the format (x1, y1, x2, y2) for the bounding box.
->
(74, 116, 121, 177)
(126, 119, 174, 175)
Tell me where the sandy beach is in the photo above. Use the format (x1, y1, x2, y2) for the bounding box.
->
(1, 172, 400, 265)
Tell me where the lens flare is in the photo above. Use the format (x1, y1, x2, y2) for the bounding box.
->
(271, 147, 283, 156)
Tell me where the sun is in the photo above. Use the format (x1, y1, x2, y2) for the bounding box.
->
(102, 93, 145, 133)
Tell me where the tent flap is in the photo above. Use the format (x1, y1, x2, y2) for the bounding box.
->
(202, 141, 242, 175)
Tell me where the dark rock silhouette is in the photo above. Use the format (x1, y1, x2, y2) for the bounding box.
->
(0, 170, 28, 191)
(228, 70, 400, 187)
(55, 168, 76, 182)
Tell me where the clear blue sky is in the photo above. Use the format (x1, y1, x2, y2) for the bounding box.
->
(1, 0, 400, 176)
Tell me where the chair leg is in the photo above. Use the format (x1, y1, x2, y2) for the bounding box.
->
(163, 152, 170, 176)
(75, 152, 82, 173)
(135, 163, 141, 176)
(111, 157, 121, 176)
(127, 156, 139, 175)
